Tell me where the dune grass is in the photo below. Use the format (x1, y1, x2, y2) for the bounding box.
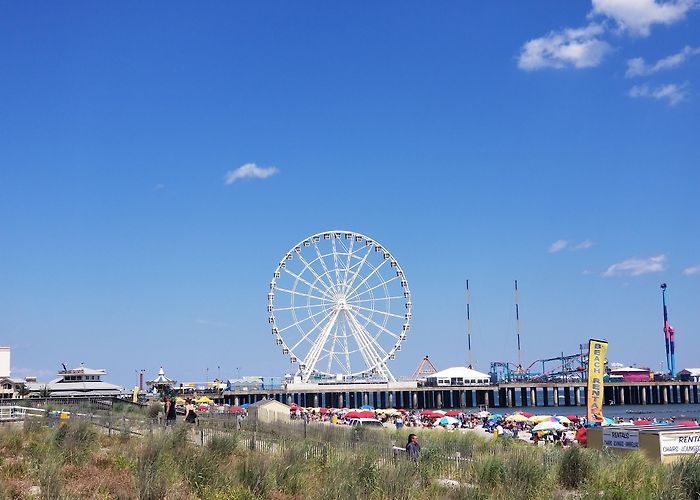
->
(3, 417, 700, 499)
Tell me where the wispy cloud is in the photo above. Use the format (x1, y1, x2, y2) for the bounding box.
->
(154, 183, 165, 191)
(683, 265, 700, 275)
(548, 239, 594, 253)
(548, 240, 569, 253)
(629, 82, 689, 105)
(224, 163, 279, 185)
(11, 367, 55, 379)
(626, 46, 700, 77)
(572, 239, 594, 251)
(590, 0, 698, 37)
(518, 23, 611, 70)
(603, 254, 667, 277)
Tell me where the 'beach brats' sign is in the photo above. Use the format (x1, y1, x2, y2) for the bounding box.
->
(586, 339, 608, 424)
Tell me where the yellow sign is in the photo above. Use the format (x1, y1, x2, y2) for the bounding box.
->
(586, 339, 608, 424)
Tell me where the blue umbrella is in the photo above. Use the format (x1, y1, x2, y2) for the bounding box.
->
(240, 403, 250, 409)
(488, 413, 503, 421)
(360, 404, 374, 410)
(439, 416, 460, 426)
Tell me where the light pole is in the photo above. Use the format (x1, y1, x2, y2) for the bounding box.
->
(661, 284, 672, 377)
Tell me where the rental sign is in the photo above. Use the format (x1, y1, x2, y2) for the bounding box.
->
(586, 339, 608, 424)
(603, 428, 639, 449)
(660, 432, 700, 456)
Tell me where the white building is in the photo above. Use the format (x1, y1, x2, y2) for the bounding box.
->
(425, 366, 491, 387)
(0, 347, 10, 379)
(26, 363, 123, 398)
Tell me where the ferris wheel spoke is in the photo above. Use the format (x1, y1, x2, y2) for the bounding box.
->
(343, 244, 374, 293)
(275, 303, 329, 312)
(295, 250, 339, 298)
(275, 287, 330, 303)
(347, 295, 405, 305)
(302, 309, 341, 382)
(312, 239, 341, 295)
(283, 267, 335, 301)
(287, 307, 337, 353)
(345, 257, 391, 301)
(347, 275, 400, 302)
(336, 237, 356, 294)
(326, 320, 341, 374)
(349, 303, 404, 319)
(280, 306, 334, 335)
(347, 308, 399, 339)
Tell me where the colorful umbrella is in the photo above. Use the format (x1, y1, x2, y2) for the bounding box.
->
(506, 414, 529, 422)
(532, 421, 565, 432)
(439, 416, 460, 426)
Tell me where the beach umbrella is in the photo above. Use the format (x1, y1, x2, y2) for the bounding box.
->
(197, 396, 213, 404)
(528, 415, 552, 424)
(506, 414, 529, 422)
(439, 416, 460, 426)
(555, 416, 572, 424)
(566, 415, 580, 422)
(446, 410, 461, 417)
(228, 406, 245, 413)
(360, 404, 374, 410)
(432, 410, 447, 416)
(487, 413, 503, 421)
(319, 407, 328, 414)
(421, 410, 436, 417)
(344, 411, 361, 419)
(397, 409, 407, 413)
(532, 421, 565, 432)
(633, 419, 653, 425)
(677, 421, 699, 427)
(519, 411, 534, 418)
(358, 410, 375, 418)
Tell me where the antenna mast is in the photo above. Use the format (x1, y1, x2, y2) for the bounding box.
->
(515, 280, 522, 371)
(466, 279, 472, 369)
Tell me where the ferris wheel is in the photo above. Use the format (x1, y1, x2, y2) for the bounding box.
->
(267, 230, 411, 383)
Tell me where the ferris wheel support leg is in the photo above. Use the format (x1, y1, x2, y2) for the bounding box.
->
(301, 309, 341, 383)
(345, 309, 396, 382)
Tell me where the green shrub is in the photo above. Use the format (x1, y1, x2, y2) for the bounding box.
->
(53, 420, 98, 465)
(558, 447, 596, 489)
(665, 455, 700, 499)
(236, 453, 274, 496)
(136, 437, 169, 500)
(37, 454, 63, 500)
(208, 434, 238, 457)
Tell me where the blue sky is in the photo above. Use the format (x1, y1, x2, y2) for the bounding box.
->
(1, 1, 698, 387)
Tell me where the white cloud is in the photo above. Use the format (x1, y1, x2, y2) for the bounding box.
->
(549, 240, 569, 253)
(591, 0, 698, 37)
(154, 183, 165, 191)
(573, 239, 595, 250)
(629, 81, 689, 105)
(683, 265, 700, 275)
(224, 163, 279, 185)
(626, 46, 700, 77)
(518, 23, 611, 70)
(591, 0, 698, 36)
(548, 239, 594, 253)
(603, 254, 667, 276)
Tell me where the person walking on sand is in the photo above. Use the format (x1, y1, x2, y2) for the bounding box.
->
(185, 398, 197, 424)
(406, 433, 421, 462)
(164, 396, 177, 426)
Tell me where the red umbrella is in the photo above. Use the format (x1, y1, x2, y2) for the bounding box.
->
(228, 406, 245, 413)
(344, 411, 361, 419)
(633, 419, 652, 425)
(520, 411, 534, 418)
(358, 410, 375, 418)
(319, 407, 328, 414)
(677, 421, 699, 427)
(446, 410, 461, 417)
(566, 415, 580, 422)
(397, 409, 407, 413)
(421, 410, 436, 417)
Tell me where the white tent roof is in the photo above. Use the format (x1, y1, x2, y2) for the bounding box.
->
(428, 366, 490, 380)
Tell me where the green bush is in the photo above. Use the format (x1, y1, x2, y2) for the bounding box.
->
(665, 455, 700, 499)
(208, 433, 239, 457)
(53, 420, 98, 465)
(558, 447, 596, 489)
